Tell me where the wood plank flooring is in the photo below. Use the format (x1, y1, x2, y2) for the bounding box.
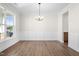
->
(0, 40, 79, 56)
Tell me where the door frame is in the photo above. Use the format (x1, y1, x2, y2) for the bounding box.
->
(62, 11, 69, 45)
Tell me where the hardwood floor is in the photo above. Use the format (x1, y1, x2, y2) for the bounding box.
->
(0, 40, 79, 56)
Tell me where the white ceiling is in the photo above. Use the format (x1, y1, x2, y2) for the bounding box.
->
(11, 3, 69, 14)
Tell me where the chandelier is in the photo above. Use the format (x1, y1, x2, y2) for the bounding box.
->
(35, 3, 44, 21)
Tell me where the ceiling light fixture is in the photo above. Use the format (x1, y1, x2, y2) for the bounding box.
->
(35, 3, 44, 21)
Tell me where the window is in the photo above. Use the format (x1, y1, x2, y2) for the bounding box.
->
(0, 8, 14, 40)
(6, 15, 14, 37)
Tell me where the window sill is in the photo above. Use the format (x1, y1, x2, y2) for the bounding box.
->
(0, 37, 14, 43)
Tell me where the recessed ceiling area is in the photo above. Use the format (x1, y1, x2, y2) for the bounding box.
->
(11, 3, 69, 14)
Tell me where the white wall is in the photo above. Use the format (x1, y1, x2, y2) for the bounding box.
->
(0, 4, 20, 52)
(58, 4, 79, 52)
(19, 12, 58, 40)
(68, 4, 79, 52)
(63, 12, 68, 32)
(18, 3, 68, 41)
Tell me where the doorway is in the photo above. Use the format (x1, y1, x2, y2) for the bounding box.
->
(63, 12, 68, 46)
